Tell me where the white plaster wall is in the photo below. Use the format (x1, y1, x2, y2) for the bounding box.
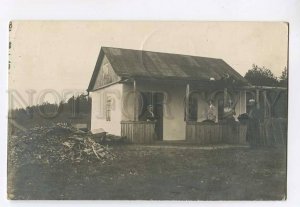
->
(122, 84, 135, 121)
(123, 82, 186, 141)
(90, 84, 123, 135)
(233, 90, 247, 120)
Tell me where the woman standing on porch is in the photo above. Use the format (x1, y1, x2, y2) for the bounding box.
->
(142, 105, 156, 122)
(207, 100, 217, 122)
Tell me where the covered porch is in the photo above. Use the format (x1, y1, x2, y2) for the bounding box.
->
(121, 78, 249, 144)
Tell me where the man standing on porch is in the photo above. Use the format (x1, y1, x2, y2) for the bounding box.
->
(247, 99, 261, 145)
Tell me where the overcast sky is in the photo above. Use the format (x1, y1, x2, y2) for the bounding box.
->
(9, 21, 288, 107)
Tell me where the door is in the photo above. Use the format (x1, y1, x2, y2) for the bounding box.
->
(153, 93, 164, 140)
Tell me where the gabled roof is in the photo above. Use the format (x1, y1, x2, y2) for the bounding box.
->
(87, 47, 249, 91)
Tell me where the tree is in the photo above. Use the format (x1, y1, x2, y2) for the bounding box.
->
(244, 64, 279, 86)
(279, 67, 288, 87)
(67, 94, 91, 114)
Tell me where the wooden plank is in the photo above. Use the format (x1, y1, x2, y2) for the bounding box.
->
(219, 124, 223, 143)
(186, 124, 190, 141)
(202, 124, 205, 144)
(128, 123, 131, 142)
(121, 121, 156, 144)
(189, 123, 194, 141)
(194, 124, 198, 142)
(146, 124, 150, 143)
(148, 124, 151, 143)
(138, 123, 142, 144)
(144, 123, 148, 143)
(189, 124, 193, 141)
(217, 124, 221, 143)
(191, 124, 195, 141)
(185, 122, 253, 145)
(128, 123, 132, 142)
(124, 123, 127, 142)
(221, 124, 226, 143)
(212, 125, 216, 144)
(138, 123, 142, 143)
(146, 123, 150, 143)
(206, 125, 210, 144)
(214, 125, 218, 144)
(211, 125, 215, 143)
(135, 123, 140, 144)
(144, 123, 147, 143)
(140, 123, 144, 144)
(201, 124, 206, 144)
(194, 124, 198, 143)
(190, 124, 194, 142)
(148, 123, 152, 143)
(202, 124, 206, 144)
(239, 125, 247, 144)
(192, 124, 201, 142)
(127, 123, 130, 142)
(206, 125, 211, 144)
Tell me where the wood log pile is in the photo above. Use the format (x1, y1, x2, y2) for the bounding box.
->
(8, 123, 116, 167)
(61, 136, 115, 163)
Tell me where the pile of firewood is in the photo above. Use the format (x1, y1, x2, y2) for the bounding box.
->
(8, 123, 116, 167)
(61, 136, 116, 163)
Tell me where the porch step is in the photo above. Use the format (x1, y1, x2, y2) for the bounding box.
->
(143, 142, 250, 150)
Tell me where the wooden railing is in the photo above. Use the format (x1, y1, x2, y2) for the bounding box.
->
(186, 122, 248, 144)
(121, 121, 156, 144)
(257, 118, 287, 146)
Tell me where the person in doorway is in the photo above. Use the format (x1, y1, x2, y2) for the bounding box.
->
(142, 105, 156, 122)
(141, 104, 160, 140)
(207, 100, 217, 122)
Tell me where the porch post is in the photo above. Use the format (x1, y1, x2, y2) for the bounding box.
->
(224, 88, 228, 107)
(256, 89, 260, 109)
(185, 83, 190, 121)
(133, 80, 138, 121)
(263, 90, 268, 118)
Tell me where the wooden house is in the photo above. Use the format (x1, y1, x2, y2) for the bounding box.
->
(87, 47, 253, 144)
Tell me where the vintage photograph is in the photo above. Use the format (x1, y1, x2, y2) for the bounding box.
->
(7, 21, 288, 200)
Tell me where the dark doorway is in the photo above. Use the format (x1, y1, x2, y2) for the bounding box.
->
(153, 93, 164, 140)
(139, 92, 164, 140)
(217, 99, 224, 121)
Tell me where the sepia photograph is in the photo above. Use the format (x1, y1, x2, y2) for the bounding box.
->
(7, 21, 288, 200)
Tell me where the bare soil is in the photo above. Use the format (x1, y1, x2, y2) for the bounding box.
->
(8, 141, 286, 200)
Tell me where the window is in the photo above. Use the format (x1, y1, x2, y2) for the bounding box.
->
(188, 96, 198, 121)
(106, 97, 112, 121)
(184, 94, 198, 121)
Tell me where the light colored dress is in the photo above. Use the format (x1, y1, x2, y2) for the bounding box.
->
(207, 104, 216, 122)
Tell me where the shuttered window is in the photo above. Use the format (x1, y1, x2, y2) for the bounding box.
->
(106, 97, 112, 121)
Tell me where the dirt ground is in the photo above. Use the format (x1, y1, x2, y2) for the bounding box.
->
(8, 143, 286, 200)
